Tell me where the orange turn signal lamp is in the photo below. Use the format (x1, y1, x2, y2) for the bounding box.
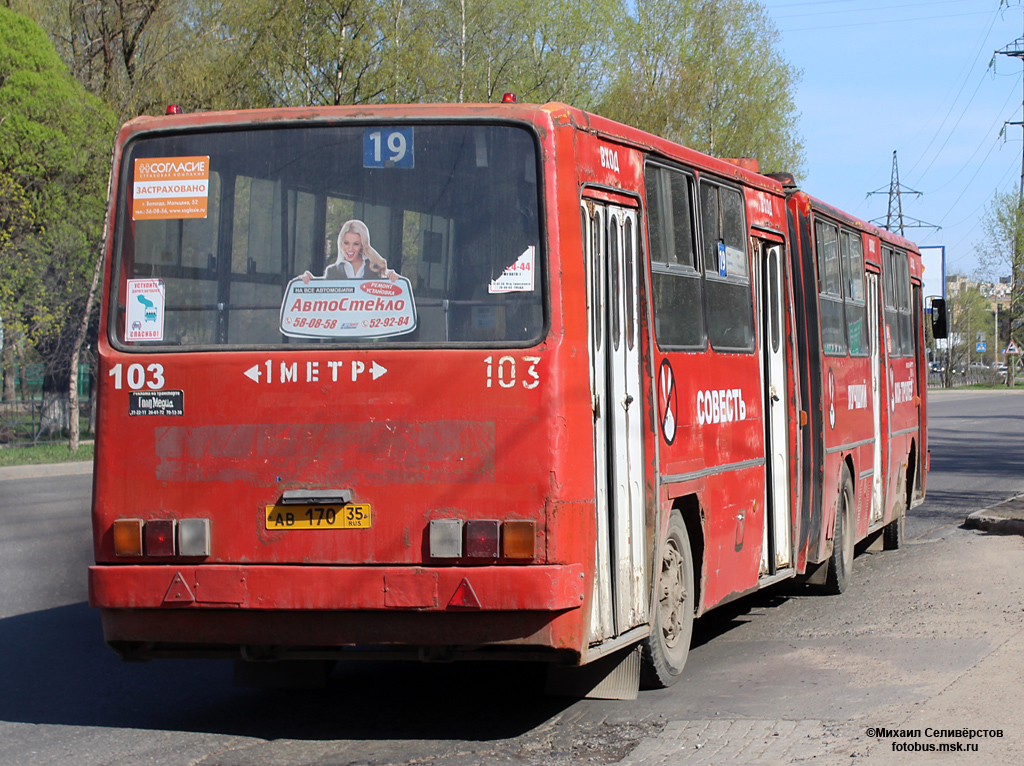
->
(112, 519, 143, 557)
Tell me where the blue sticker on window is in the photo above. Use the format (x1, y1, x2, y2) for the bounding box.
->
(718, 242, 727, 277)
(364, 128, 414, 169)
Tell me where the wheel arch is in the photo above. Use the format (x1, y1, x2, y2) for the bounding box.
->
(671, 494, 705, 617)
(827, 454, 858, 542)
(906, 438, 918, 506)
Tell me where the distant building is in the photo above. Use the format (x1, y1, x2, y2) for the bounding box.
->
(945, 275, 1010, 311)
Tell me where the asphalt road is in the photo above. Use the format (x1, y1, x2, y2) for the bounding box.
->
(0, 388, 1022, 765)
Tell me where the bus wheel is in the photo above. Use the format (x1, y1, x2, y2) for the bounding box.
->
(883, 493, 906, 550)
(641, 511, 694, 689)
(824, 466, 855, 594)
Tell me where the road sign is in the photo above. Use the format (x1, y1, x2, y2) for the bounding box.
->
(1005, 340, 1021, 355)
(976, 342, 987, 353)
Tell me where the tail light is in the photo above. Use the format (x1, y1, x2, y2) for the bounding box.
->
(465, 520, 500, 558)
(501, 521, 536, 559)
(112, 519, 144, 557)
(111, 517, 210, 558)
(178, 518, 211, 557)
(145, 519, 176, 557)
(429, 519, 463, 559)
(429, 519, 536, 561)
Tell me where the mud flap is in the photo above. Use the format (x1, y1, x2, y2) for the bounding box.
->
(544, 645, 641, 700)
(803, 558, 829, 586)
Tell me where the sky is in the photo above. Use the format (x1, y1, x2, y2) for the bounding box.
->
(759, 0, 1024, 280)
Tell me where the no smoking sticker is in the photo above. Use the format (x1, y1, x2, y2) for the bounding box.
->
(659, 359, 678, 445)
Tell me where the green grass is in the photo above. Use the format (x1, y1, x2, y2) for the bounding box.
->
(0, 442, 94, 467)
(963, 380, 1024, 390)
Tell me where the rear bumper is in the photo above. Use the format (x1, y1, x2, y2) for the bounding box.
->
(89, 563, 585, 611)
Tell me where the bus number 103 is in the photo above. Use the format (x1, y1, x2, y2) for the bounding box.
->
(484, 356, 541, 389)
(108, 362, 165, 390)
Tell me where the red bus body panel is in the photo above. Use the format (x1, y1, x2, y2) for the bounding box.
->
(90, 102, 930, 666)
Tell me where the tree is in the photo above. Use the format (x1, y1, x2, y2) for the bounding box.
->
(975, 186, 1024, 349)
(203, 0, 617, 109)
(17, 1, 170, 119)
(942, 280, 992, 387)
(422, 0, 618, 106)
(0, 172, 34, 401)
(0, 8, 115, 438)
(201, 0, 404, 108)
(598, 0, 804, 176)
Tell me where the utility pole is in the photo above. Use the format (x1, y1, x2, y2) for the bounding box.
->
(996, 299, 1000, 363)
(996, 7, 1024, 386)
(996, 25, 1024, 201)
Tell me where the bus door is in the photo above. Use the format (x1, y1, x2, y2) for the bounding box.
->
(912, 281, 925, 502)
(757, 239, 792, 575)
(582, 199, 647, 643)
(867, 271, 885, 523)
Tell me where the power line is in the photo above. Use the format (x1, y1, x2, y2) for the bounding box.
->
(994, 4, 1024, 330)
(770, 0, 984, 19)
(773, 9, 995, 33)
(905, 6, 1004, 182)
(917, 74, 1022, 196)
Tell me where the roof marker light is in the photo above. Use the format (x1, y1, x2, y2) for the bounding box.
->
(501, 93, 517, 104)
(165, 104, 183, 115)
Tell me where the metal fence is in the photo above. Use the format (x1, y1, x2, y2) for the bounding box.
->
(927, 368, 1016, 389)
(0, 398, 92, 447)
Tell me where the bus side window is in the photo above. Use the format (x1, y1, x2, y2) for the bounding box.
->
(645, 164, 704, 349)
(815, 219, 846, 356)
(882, 246, 901, 356)
(699, 182, 754, 352)
(841, 230, 868, 356)
(897, 251, 914, 357)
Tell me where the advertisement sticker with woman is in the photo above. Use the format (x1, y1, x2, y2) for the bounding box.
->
(279, 219, 418, 339)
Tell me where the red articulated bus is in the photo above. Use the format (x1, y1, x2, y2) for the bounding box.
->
(89, 101, 943, 693)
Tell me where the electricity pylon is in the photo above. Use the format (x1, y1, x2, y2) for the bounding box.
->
(867, 151, 939, 237)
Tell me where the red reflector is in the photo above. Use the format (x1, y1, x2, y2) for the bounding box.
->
(165, 104, 183, 114)
(465, 520, 499, 558)
(163, 571, 195, 603)
(448, 578, 482, 609)
(145, 519, 176, 557)
(501, 92, 517, 103)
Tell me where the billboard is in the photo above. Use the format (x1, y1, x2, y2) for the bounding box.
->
(919, 245, 946, 312)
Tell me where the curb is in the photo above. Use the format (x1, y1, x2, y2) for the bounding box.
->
(0, 460, 93, 481)
(964, 495, 1024, 536)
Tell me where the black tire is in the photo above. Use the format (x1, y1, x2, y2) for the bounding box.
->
(640, 511, 695, 689)
(883, 493, 906, 550)
(824, 465, 855, 595)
